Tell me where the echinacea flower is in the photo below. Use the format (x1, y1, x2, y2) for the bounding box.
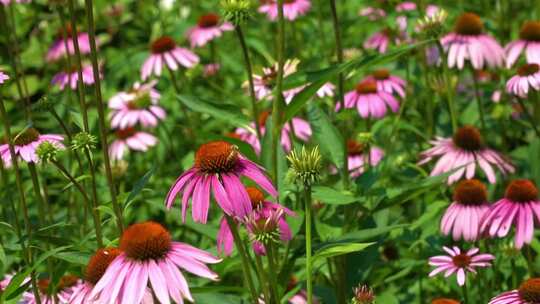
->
(506, 63, 540, 97)
(441, 179, 490, 241)
(47, 25, 91, 62)
(108, 128, 157, 161)
(0, 0, 30, 5)
(364, 29, 393, 53)
(0, 71, 8, 84)
(90, 222, 221, 304)
(331, 140, 384, 178)
(166, 140, 277, 223)
(428, 246, 494, 286)
(418, 126, 514, 184)
(336, 80, 400, 119)
(0, 128, 64, 165)
(23, 275, 79, 304)
(258, 0, 311, 21)
(203, 63, 221, 77)
(51, 64, 98, 90)
(352, 284, 375, 304)
(432, 299, 460, 304)
(489, 278, 540, 304)
(505, 21, 540, 67)
(109, 81, 166, 129)
(395, 2, 416, 12)
(358, 7, 386, 20)
(441, 13, 505, 69)
(187, 13, 233, 48)
(141, 36, 199, 80)
(364, 69, 407, 98)
(480, 179, 540, 249)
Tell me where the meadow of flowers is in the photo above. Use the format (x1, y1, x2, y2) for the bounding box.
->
(1, 0, 540, 303)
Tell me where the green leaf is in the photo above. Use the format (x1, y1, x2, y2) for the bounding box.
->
(312, 186, 358, 205)
(335, 224, 408, 243)
(125, 164, 156, 206)
(177, 95, 252, 129)
(62, 174, 91, 191)
(56, 251, 91, 265)
(283, 79, 327, 123)
(307, 104, 344, 169)
(313, 242, 375, 260)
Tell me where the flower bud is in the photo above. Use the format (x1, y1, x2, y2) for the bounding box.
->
(221, 0, 252, 26)
(286, 146, 322, 186)
(71, 132, 97, 151)
(36, 141, 60, 163)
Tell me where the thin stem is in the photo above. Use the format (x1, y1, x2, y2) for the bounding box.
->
(83, 0, 124, 233)
(470, 66, 486, 130)
(265, 243, 280, 304)
(304, 184, 314, 304)
(166, 66, 196, 140)
(525, 245, 536, 277)
(272, 0, 286, 185)
(516, 98, 540, 138)
(225, 216, 258, 303)
(461, 283, 468, 304)
(435, 42, 458, 132)
(254, 255, 272, 304)
(27, 163, 53, 225)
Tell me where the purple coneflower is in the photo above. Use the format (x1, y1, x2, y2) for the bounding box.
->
(23, 275, 79, 304)
(489, 278, 540, 304)
(258, 0, 311, 21)
(204, 63, 221, 77)
(364, 69, 407, 98)
(47, 25, 91, 62)
(337, 79, 400, 119)
(395, 2, 416, 12)
(141, 36, 199, 80)
(109, 81, 166, 129)
(165, 140, 277, 223)
(428, 246, 494, 286)
(364, 29, 393, 53)
(0, 0, 29, 5)
(358, 7, 386, 20)
(0, 128, 64, 165)
(505, 21, 540, 67)
(108, 127, 157, 161)
(441, 179, 490, 241)
(51, 64, 98, 90)
(90, 222, 221, 304)
(480, 179, 540, 249)
(419, 126, 514, 184)
(0, 71, 8, 84)
(441, 13, 505, 69)
(335, 140, 384, 178)
(506, 63, 540, 97)
(187, 13, 233, 48)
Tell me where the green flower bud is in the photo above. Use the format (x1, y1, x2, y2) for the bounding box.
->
(286, 146, 322, 186)
(71, 132, 97, 151)
(36, 141, 60, 163)
(221, 0, 252, 26)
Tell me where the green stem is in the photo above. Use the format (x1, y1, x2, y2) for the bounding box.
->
(435, 42, 458, 132)
(525, 245, 536, 277)
(304, 184, 314, 304)
(272, 0, 286, 185)
(470, 66, 486, 130)
(27, 163, 53, 225)
(254, 255, 272, 304)
(265, 243, 280, 304)
(516, 98, 540, 138)
(462, 283, 468, 304)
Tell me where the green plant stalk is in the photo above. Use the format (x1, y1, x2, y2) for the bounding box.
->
(265, 243, 280, 304)
(235, 25, 263, 141)
(516, 98, 540, 138)
(525, 245, 536, 277)
(0, 96, 42, 304)
(304, 184, 314, 304)
(272, 0, 286, 185)
(27, 163, 53, 225)
(470, 66, 486, 130)
(254, 254, 272, 304)
(534, 91, 540, 126)
(462, 283, 468, 304)
(225, 216, 258, 303)
(83, 0, 125, 233)
(435, 42, 458, 132)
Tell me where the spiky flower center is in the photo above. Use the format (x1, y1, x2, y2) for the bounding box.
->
(452, 126, 484, 151)
(452, 253, 471, 268)
(518, 278, 540, 303)
(454, 13, 483, 35)
(505, 179, 539, 203)
(347, 140, 364, 156)
(85, 248, 122, 285)
(58, 275, 78, 290)
(372, 69, 390, 80)
(453, 179, 488, 205)
(519, 21, 540, 42)
(14, 128, 40, 146)
(198, 13, 220, 28)
(246, 187, 265, 208)
(195, 141, 239, 174)
(432, 299, 460, 304)
(115, 127, 137, 140)
(355, 80, 378, 94)
(353, 285, 375, 304)
(151, 36, 176, 54)
(120, 222, 172, 261)
(517, 63, 540, 76)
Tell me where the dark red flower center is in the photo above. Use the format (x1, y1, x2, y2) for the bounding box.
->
(519, 21, 540, 42)
(151, 36, 176, 54)
(195, 141, 239, 174)
(353, 285, 375, 303)
(246, 186, 265, 208)
(347, 139, 364, 156)
(120, 222, 172, 261)
(452, 126, 484, 151)
(517, 63, 540, 76)
(372, 69, 390, 80)
(85, 247, 122, 285)
(115, 127, 137, 140)
(505, 179, 539, 203)
(57, 275, 78, 290)
(14, 128, 40, 146)
(38, 279, 50, 295)
(355, 80, 378, 94)
(454, 13, 484, 36)
(432, 299, 460, 304)
(453, 179, 488, 205)
(451, 253, 471, 268)
(382, 243, 399, 261)
(198, 13, 220, 28)
(518, 278, 540, 303)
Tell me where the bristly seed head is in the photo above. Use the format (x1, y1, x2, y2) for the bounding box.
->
(519, 21, 540, 41)
(431, 299, 460, 304)
(452, 126, 484, 151)
(505, 179, 539, 203)
(220, 0, 252, 26)
(517, 63, 540, 76)
(246, 186, 265, 208)
(198, 13, 220, 28)
(195, 141, 239, 174)
(451, 253, 471, 268)
(151, 36, 176, 54)
(454, 12, 484, 36)
(36, 141, 60, 163)
(352, 284, 375, 304)
(287, 145, 322, 186)
(518, 278, 540, 303)
(14, 128, 40, 146)
(247, 209, 282, 245)
(453, 179, 488, 206)
(85, 247, 122, 285)
(120, 221, 172, 261)
(355, 80, 378, 94)
(115, 127, 137, 140)
(372, 69, 390, 80)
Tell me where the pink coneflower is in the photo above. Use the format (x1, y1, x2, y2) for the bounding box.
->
(364, 29, 392, 53)
(364, 69, 407, 98)
(187, 13, 233, 48)
(23, 275, 79, 304)
(258, 0, 311, 21)
(395, 1, 416, 12)
(441, 179, 490, 241)
(0, 128, 64, 165)
(358, 7, 386, 20)
(109, 81, 166, 129)
(489, 278, 540, 304)
(352, 284, 375, 304)
(441, 13, 505, 69)
(480, 179, 540, 249)
(234, 110, 312, 154)
(108, 127, 158, 161)
(90, 222, 221, 304)
(51, 64, 98, 90)
(217, 187, 294, 256)
(204, 63, 221, 77)
(505, 21, 540, 67)
(46, 25, 91, 62)
(165, 140, 277, 223)
(428, 246, 494, 286)
(506, 63, 540, 97)
(337, 80, 400, 119)
(334, 140, 384, 178)
(0, 0, 30, 5)
(141, 36, 199, 80)
(0, 71, 8, 84)
(418, 126, 514, 184)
